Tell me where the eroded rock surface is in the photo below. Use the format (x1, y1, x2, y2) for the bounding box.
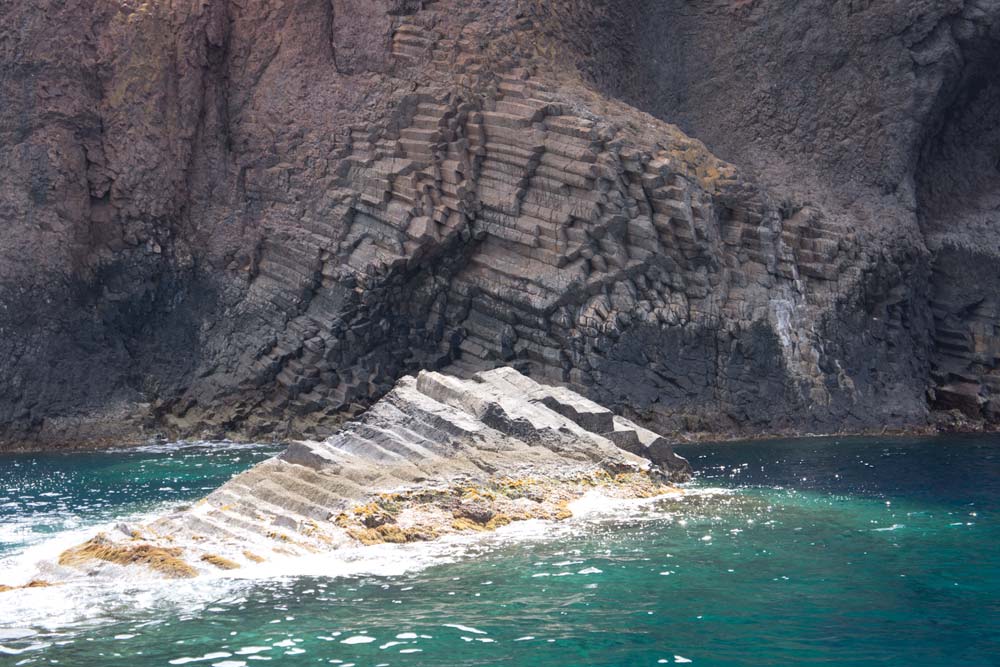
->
(1, 0, 999, 449)
(26, 368, 690, 580)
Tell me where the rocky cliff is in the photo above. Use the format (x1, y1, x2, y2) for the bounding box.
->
(1, 0, 998, 450)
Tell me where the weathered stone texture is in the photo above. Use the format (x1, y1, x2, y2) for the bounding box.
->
(33, 368, 690, 580)
(1, 0, 999, 449)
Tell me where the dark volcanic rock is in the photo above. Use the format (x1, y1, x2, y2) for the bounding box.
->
(1, 0, 998, 450)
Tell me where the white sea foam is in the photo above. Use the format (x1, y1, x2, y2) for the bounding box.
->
(567, 487, 732, 522)
(442, 623, 487, 635)
(106, 440, 281, 455)
(169, 651, 232, 664)
(871, 524, 904, 532)
(0, 503, 175, 588)
(0, 642, 51, 655)
(0, 484, 707, 648)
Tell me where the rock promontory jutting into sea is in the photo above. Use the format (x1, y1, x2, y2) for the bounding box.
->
(31, 368, 690, 582)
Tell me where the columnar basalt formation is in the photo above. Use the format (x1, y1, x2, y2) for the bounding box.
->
(598, 0, 1000, 429)
(30, 368, 691, 580)
(1, 0, 999, 450)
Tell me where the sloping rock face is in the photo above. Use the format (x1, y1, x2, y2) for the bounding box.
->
(35, 368, 690, 579)
(1, 0, 998, 449)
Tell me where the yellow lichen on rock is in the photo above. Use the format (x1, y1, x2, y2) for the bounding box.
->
(352, 502, 382, 518)
(301, 519, 323, 537)
(484, 513, 513, 530)
(450, 517, 488, 532)
(334, 466, 681, 543)
(348, 523, 437, 545)
(266, 531, 292, 542)
(351, 500, 397, 527)
(361, 524, 407, 544)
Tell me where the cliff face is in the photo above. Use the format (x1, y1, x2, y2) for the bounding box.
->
(1, 0, 998, 450)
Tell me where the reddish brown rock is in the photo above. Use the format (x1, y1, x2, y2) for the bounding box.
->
(1, 0, 998, 450)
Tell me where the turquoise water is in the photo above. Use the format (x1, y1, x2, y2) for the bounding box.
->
(0, 442, 283, 558)
(0, 436, 997, 666)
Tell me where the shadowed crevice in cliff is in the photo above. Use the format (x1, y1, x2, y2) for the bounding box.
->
(916, 30, 1000, 424)
(583, 0, 999, 431)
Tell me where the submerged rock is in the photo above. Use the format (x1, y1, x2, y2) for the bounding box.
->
(27, 368, 689, 582)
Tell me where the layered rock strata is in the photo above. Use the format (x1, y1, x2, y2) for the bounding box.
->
(2, 0, 999, 449)
(24, 368, 690, 581)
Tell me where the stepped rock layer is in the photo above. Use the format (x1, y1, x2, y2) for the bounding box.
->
(25, 368, 691, 581)
(1, 0, 999, 449)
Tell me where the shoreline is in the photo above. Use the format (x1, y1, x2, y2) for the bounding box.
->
(2, 420, 993, 457)
(2, 368, 694, 586)
(3, 365, 996, 589)
(23, 469, 682, 587)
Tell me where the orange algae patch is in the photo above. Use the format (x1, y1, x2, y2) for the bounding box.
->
(0, 580, 52, 593)
(58, 534, 197, 578)
(201, 554, 241, 570)
(348, 524, 438, 545)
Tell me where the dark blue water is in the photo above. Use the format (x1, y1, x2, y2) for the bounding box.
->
(0, 435, 996, 666)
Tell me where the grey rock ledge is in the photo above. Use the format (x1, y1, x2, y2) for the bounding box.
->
(27, 368, 690, 582)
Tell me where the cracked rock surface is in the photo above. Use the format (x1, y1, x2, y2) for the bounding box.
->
(27, 367, 690, 580)
(2, 0, 999, 449)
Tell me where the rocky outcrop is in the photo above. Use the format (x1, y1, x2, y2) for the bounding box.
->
(1, 0, 999, 450)
(23, 368, 690, 581)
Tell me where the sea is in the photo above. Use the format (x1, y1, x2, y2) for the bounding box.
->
(0, 435, 996, 666)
